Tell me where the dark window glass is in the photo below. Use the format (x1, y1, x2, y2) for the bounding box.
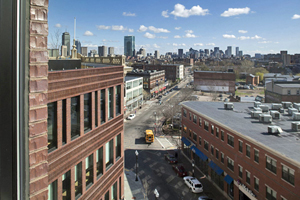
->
(193, 132, 197, 141)
(282, 165, 294, 185)
(62, 99, 67, 145)
(75, 162, 82, 199)
(221, 130, 224, 141)
(48, 180, 58, 200)
(211, 125, 214, 135)
(116, 134, 121, 161)
(183, 109, 187, 117)
(221, 153, 224, 163)
(227, 157, 234, 171)
(112, 181, 117, 200)
(48, 102, 57, 152)
(246, 145, 251, 158)
(101, 89, 106, 124)
(239, 141, 243, 153)
(108, 87, 114, 120)
(216, 149, 219, 159)
(211, 146, 214, 155)
(193, 115, 197, 123)
(106, 139, 114, 170)
(246, 171, 251, 184)
(266, 156, 277, 174)
(71, 96, 80, 140)
(254, 149, 259, 163)
(199, 118, 202, 126)
(204, 141, 209, 151)
(97, 147, 103, 179)
(239, 166, 243, 178)
(119, 177, 122, 199)
(116, 85, 121, 116)
(62, 170, 71, 200)
(86, 154, 94, 190)
(216, 127, 219, 138)
(84, 93, 92, 133)
(204, 121, 209, 131)
(95, 91, 98, 128)
(254, 177, 259, 191)
(227, 135, 234, 147)
(266, 186, 277, 200)
(198, 136, 202, 145)
(105, 190, 109, 200)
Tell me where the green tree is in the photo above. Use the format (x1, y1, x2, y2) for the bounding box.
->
(255, 72, 264, 82)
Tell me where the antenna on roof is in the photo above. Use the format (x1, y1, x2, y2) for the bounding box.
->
(74, 17, 76, 40)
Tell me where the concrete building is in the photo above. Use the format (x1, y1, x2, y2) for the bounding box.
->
(61, 45, 67, 57)
(194, 71, 236, 94)
(204, 49, 209, 57)
(265, 81, 300, 103)
(154, 50, 159, 59)
(108, 47, 114, 56)
(124, 36, 135, 57)
(227, 46, 232, 57)
(75, 40, 81, 54)
(62, 32, 70, 56)
(236, 47, 239, 57)
(264, 73, 300, 85)
(178, 49, 184, 58)
(214, 47, 220, 58)
(246, 74, 260, 86)
(239, 51, 243, 57)
(281, 51, 291, 66)
(81, 47, 88, 56)
(124, 76, 143, 114)
(139, 48, 146, 57)
(181, 101, 300, 200)
(48, 49, 59, 57)
(98, 46, 107, 57)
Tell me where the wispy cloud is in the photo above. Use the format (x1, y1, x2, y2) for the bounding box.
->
(170, 4, 209, 18)
(238, 30, 248, 34)
(238, 36, 250, 40)
(55, 23, 61, 28)
(174, 35, 181, 38)
(223, 34, 236, 39)
(84, 31, 94, 36)
(162, 10, 169, 18)
(175, 27, 181, 30)
(157, 36, 168, 39)
(194, 43, 203, 46)
(206, 43, 215, 46)
(138, 25, 170, 33)
(144, 32, 156, 39)
(173, 43, 186, 46)
(221, 7, 250, 17)
(238, 35, 262, 40)
(111, 25, 127, 31)
(292, 14, 300, 19)
(123, 12, 136, 17)
(153, 44, 160, 48)
(96, 25, 111, 30)
(183, 30, 196, 38)
(138, 25, 148, 32)
(129, 29, 134, 33)
(258, 41, 272, 44)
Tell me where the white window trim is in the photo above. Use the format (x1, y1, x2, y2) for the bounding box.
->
(254, 176, 259, 191)
(227, 134, 234, 148)
(238, 165, 243, 178)
(265, 155, 277, 176)
(254, 148, 259, 164)
(280, 195, 287, 200)
(245, 170, 251, 185)
(238, 140, 243, 154)
(227, 156, 234, 172)
(246, 144, 251, 158)
(221, 130, 225, 142)
(281, 164, 295, 187)
(265, 184, 277, 199)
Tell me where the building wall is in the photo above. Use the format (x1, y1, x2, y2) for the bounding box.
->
(246, 75, 259, 86)
(265, 82, 300, 103)
(181, 106, 300, 200)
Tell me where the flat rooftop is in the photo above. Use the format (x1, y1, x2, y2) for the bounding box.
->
(276, 83, 300, 88)
(125, 76, 142, 82)
(82, 62, 117, 68)
(181, 101, 300, 164)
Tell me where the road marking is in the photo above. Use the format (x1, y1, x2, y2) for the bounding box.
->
(165, 137, 174, 146)
(166, 91, 180, 102)
(155, 137, 165, 149)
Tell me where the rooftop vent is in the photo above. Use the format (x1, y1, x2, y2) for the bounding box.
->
(271, 103, 283, 110)
(293, 103, 300, 111)
(224, 102, 234, 110)
(282, 101, 292, 109)
(254, 101, 261, 108)
(292, 113, 300, 121)
(291, 122, 300, 131)
(270, 110, 280, 119)
(251, 111, 262, 118)
(268, 126, 283, 134)
(259, 114, 272, 123)
(253, 107, 262, 112)
(279, 108, 285, 113)
(259, 105, 269, 112)
(288, 107, 298, 116)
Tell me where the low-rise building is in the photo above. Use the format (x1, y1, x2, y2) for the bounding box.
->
(124, 76, 143, 114)
(265, 81, 300, 103)
(246, 74, 259, 86)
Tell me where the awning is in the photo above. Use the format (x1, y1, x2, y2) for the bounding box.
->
(208, 161, 224, 175)
(155, 91, 158, 93)
(224, 175, 233, 184)
(159, 89, 162, 91)
(163, 86, 166, 89)
(181, 137, 191, 146)
(190, 146, 208, 161)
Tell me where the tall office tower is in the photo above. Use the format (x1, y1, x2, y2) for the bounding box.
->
(239, 51, 243, 57)
(124, 36, 135, 56)
(280, 50, 288, 66)
(75, 40, 81, 54)
(81, 47, 88, 56)
(139, 48, 146, 57)
(214, 47, 220, 57)
(61, 45, 67, 57)
(204, 49, 209, 56)
(154, 50, 160, 59)
(98, 46, 107, 57)
(178, 49, 183, 58)
(62, 32, 70, 56)
(227, 46, 232, 57)
(108, 47, 114, 56)
(236, 47, 239, 57)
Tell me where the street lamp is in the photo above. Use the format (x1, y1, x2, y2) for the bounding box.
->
(135, 150, 139, 181)
(153, 111, 157, 135)
(192, 159, 195, 177)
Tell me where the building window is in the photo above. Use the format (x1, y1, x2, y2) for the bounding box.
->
(246, 171, 251, 184)
(106, 139, 114, 170)
(86, 154, 94, 190)
(239, 141, 243, 153)
(221, 152, 224, 163)
(48, 102, 57, 152)
(62, 170, 71, 200)
(266, 156, 277, 174)
(254, 177, 259, 191)
(189, 129, 192, 138)
(227, 134, 234, 147)
(71, 96, 80, 140)
(198, 136, 202, 145)
(119, 177, 122, 200)
(193, 132, 197, 141)
(216, 127, 219, 138)
(211, 125, 214, 135)
(95, 91, 98, 128)
(112, 181, 117, 200)
(96, 147, 103, 179)
(101, 89, 106, 124)
(108, 87, 114, 120)
(204, 140, 209, 151)
(287, 90, 291, 95)
(246, 145, 251, 158)
(189, 113, 192, 120)
(62, 99, 67, 145)
(204, 121, 209, 131)
(282, 165, 294, 185)
(216, 149, 219, 159)
(221, 130, 224, 141)
(254, 149, 259, 163)
(239, 166, 243, 178)
(211, 145, 214, 155)
(183, 125, 187, 133)
(266, 186, 277, 200)
(183, 109, 187, 117)
(75, 162, 82, 199)
(115, 134, 121, 161)
(193, 114, 197, 123)
(105, 190, 109, 200)
(48, 180, 58, 200)
(199, 117, 202, 126)
(84, 93, 92, 133)
(297, 90, 300, 95)
(227, 157, 234, 172)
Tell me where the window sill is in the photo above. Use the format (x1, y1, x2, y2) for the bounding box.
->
(71, 134, 80, 141)
(281, 178, 295, 187)
(97, 173, 103, 180)
(265, 168, 277, 176)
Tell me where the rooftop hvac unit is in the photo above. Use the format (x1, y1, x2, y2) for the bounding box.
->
(291, 122, 300, 131)
(271, 103, 283, 110)
(259, 105, 269, 112)
(268, 126, 283, 134)
(279, 108, 285, 113)
(253, 107, 262, 112)
(254, 101, 261, 108)
(292, 113, 300, 121)
(293, 103, 300, 111)
(224, 102, 234, 110)
(282, 101, 292, 109)
(270, 111, 280, 119)
(251, 111, 262, 118)
(259, 114, 272, 123)
(288, 107, 298, 116)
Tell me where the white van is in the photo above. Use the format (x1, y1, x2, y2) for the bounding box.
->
(183, 176, 203, 193)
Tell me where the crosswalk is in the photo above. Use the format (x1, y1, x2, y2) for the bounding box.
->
(155, 136, 177, 149)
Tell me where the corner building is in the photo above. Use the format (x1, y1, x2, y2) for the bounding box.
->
(47, 65, 124, 200)
(181, 102, 300, 200)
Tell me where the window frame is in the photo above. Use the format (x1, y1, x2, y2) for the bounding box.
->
(266, 155, 277, 174)
(246, 170, 251, 185)
(246, 144, 251, 158)
(227, 134, 234, 148)
(221, 130, 224, 141)
(254, 176, 259, 192)
(238, 140, 243, 153)
(227, 157, 234, 172)
(238, 165, 243, 178)
(281, 164, 295, 186)
(254, 148, 259, 163)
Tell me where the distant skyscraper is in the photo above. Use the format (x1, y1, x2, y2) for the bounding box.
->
(178, 49, 183, 58)
(81, 47, 88, 56)
(239, 51, 243, 57)
(204, 49, 209, 56)
(62, 32, 70, 56)
(108, 47, 114, 55)
(61, 45, 67, 57)
(139, 48, 146, 57)
(98, 46, 107, 57)
(214, 47, 220, 57)
(124, 36, 135, 56)
(75, 40, 81, 54)
(236, 47, 239, 57)
(154, 50, 159, 59)
(227, 46, 232, 57)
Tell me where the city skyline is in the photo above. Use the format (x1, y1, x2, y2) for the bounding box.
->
(48, 0, 300, 56)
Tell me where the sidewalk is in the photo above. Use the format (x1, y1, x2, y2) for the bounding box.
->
(124, 169, 148, 200)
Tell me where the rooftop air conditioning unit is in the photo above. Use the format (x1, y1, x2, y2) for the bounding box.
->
(291, 122, 300, 131)
(288, 107, 298, 116)
(254, 101, 261, 108)
(268, 126, 283, 134)
(292, 113, 300, 121)
(293, 103, 300, 111)
(259, 114, 272, 123)
(271, 103, 283, 110)
(251, 111, 262, 118)
(259, 105, 269, 112)
(270, 111, 280, 119)
(282, 102, 292, 109)
(253, 107, 262, 112)
(279, 108, 285, 113)
(224, 102, 234, 110)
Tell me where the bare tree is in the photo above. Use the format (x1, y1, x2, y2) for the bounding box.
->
(50, 28, 62, 53)
(142, 90, 151, 101)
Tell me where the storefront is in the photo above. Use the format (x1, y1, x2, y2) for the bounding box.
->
(224, 175, 234, 199)
(191, 146, 209, 175)
(181, 137, 192, 159)
(236, 181, 257, 200)
(209, 161, 224, 190)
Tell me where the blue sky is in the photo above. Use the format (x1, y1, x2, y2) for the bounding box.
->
(48, 0, 300, 56)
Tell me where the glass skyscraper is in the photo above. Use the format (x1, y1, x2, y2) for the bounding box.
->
(124, 36, 135, 56)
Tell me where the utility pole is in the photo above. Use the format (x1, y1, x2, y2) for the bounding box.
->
(154, 111, 157, 135)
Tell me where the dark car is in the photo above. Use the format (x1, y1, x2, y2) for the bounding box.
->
(172, 165, 187, 177)
(198, 196, 214, 200)
(164, 154, 178, 164)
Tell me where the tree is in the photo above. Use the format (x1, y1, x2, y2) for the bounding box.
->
(50, 28, 62, 51)
(142, 90, 150, 101)
(255, 72, 264, 82)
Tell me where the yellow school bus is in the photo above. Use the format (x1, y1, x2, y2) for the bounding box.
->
(145, 130, 154, 143)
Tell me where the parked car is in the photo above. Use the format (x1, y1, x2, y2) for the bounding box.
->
(127, 114, 136, 120)
(183, 176, 203, 193)
(198, 196, 213, 200)
(172, 165, 187, 177)
(164, 154, 178, 164)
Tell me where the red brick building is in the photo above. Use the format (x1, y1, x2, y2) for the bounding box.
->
(246, 74, 260, 86)
(181, 102, 300, 200)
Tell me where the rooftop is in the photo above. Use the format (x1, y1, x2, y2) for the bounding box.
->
(82, 62, 117, 68)
(276, 83, 300, 88)
(125, 76, 142, 82)
(181, 101, 300, 165)
(194, 71, 234, 74)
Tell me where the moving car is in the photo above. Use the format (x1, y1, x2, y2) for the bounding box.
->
(127, 114, 136, 120)
(183, 176, 203, 193)
(172, 165, 187, 177)
(164, 154, 178, 164)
